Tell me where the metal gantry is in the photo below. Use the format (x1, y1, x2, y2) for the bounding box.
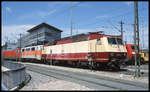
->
(120, 21, 124, 41)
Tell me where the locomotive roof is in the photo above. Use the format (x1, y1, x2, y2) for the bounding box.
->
(58, 31, 105, 41)
(44, 31, 121, 46)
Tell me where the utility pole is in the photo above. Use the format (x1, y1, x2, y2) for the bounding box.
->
(70, 1, 72, 36)
(134, 1, 140, 78)
(19, 33, 22, 62)
(120, 21, 124, 41)
(136, 1, 141, 77)
(141, 16, 144, 50)
(4, 36, 9, 50)
(107, 20, 125, 39)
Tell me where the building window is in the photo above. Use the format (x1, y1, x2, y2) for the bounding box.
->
(45, 32, 51, 36)
(38, 32, 44, 37)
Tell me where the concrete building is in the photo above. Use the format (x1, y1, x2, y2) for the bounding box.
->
(17, 22, 63, 48)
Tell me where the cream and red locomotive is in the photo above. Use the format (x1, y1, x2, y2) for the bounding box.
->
(42, 32, 127, 69)
(3, 31, 128, 69)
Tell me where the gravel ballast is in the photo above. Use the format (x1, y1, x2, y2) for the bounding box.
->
(21, 62, 148, 90)
(21, 70, 95, 90)
(24, 63, 148, 83)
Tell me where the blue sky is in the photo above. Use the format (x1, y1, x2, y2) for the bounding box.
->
(2, 1, 149, 49)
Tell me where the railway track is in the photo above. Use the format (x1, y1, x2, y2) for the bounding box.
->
(25, 64, 148, 90)
(53, 63, 149, 77)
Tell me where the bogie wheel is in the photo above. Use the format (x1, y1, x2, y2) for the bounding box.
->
(112, 64, 120, 71)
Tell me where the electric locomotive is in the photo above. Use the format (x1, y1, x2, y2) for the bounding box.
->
(21, 45, 43, 61)
(42, 31, 128, 69)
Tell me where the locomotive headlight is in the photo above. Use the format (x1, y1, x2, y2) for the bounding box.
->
(132, 52, 136, 54)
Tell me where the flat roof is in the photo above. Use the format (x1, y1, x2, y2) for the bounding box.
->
(27, 22, 63, 32)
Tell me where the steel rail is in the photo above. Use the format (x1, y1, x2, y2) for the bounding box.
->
(47, 68, 149, 89)
(26, 64, 148, 90)
(26, 66, 122, 90)
(25, 63, 148, 88)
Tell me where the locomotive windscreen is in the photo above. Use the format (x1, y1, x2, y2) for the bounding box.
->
(107, 37, 123, 45)
(131, 45, 138, 50)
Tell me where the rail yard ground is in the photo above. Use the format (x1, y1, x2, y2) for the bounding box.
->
(2, 60, 149, 90)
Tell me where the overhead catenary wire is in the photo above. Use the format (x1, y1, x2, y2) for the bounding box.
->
(62, 2, 131, 31)
(49, 2, 83, 31)
(52, 2, 83, 19)
(107, 20, 121, 32)
(56, 2, 147, 38)
(77, 10, 133, 29)
(77, 5, 146, 29)
(73, 5, 125, 24)
(62, 3, 125, 33)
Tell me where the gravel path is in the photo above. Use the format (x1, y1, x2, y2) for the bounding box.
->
(21, 70, 95, 90)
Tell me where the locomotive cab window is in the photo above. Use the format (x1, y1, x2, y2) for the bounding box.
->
(131, 45, 137, 50)
(108, 37, 123, 45)
(97, 38, 101, 45)
(117, 38, 123, 45)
